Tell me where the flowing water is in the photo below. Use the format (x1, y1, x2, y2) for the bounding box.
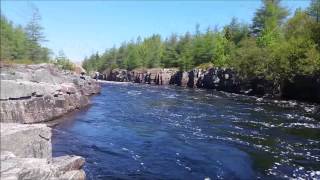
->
(52, 82, 320, 180)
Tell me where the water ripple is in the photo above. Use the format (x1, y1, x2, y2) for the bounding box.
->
(53, 83, 320, 180)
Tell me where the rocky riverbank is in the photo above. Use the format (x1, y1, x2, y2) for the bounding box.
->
(0, 63, 101, 179)
(0, 63, 100, 123)
(99, 67, 320, 103)
(1, 123, 86, 179)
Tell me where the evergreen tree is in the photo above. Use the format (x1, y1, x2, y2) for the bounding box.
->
(252, 0, 288, 36)
(12, 26, 28, 60)
(224, 18, 249, 45)
(25, 7, 47, 62)
(0, 15, 15, 60)
(80, 0, 320, 86)
(144, 34, 162, 68)
(177, 32, 193, 71)
(192, 28, 215, 66)
(308, 0, 320, 22)
(212, 32, 230, 67)
(55, 50, 74, 70)
(256, 0, 288, 47)
(124, 41, 141, 70)
(161, 34, 179, 68)
(0, 14, 49, 63)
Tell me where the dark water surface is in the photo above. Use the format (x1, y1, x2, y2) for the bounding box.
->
(52, 82, 320, 180)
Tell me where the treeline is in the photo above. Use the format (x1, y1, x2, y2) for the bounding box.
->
(0, 8, 50, 63)
(83, 0, 320, 83)
(0, 8, 75, 70)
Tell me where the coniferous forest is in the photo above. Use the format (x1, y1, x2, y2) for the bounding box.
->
(0, 7, 74, 69)
(0, 10, 50, 63)
(1, 0, 320, 83)
(1, 1, 320, 179)
(82, 0, 320, 85)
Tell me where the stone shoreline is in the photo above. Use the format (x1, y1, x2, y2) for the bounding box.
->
(0, 63, 101, 179)
(0, 64, 100, 123)
(99, 68, 320, 103)
(1, 123, 86, 180)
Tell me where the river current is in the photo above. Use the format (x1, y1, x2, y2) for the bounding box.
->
(52, 82, 320, 180)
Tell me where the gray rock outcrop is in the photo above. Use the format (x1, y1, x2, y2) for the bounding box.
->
(0, 64, 100, 179)
(101, 66, 320, 102)
(105, 68, 179, 86)
(1, 123, 52, 160)
(0, 63, 100, 123)
(0, 123, 85, 180)
(1, 151, 85, 180)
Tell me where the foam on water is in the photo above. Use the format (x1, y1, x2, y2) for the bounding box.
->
(53, 83, 320, 179)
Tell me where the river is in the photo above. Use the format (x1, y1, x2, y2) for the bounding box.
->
(52, 82, 320, 179)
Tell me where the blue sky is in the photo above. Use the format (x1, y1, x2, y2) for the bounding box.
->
(1, 0, 310, 62)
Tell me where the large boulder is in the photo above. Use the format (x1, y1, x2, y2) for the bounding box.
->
(169, 71, 188, 86)
(161, 68, 178, 85)
(187, 70, 196, 88)
(0, 123, 52, 160)
(1, 152, 85, 180)
(1, 153, 54, 180)
(0, 123, 86, 180)
(197, 67, 241, 93)
(106, 68, 128, 82)
(200, 68, 216, 89)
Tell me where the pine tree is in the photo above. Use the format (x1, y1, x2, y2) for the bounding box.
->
(177, 32, 193, 71)
(161, 34, 179, 68)
(252, 0, 288, 36)
(224, 17, 249, 45)
(25, 7, 46, 62)
(253, 0, 288, 47)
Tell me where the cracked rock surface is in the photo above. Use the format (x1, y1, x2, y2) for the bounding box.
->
(1, 123, 52, 160)
(1, 151, 85, 180)
(0, 63, 100, 123)
(0, 64, 99, 179)
(1, 124, 86, 180)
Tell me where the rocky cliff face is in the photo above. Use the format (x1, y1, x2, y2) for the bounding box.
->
(103, 68, 178, 85)
(0, 63, 100, 123)
(102, 67, 320, 103)
(0, 63, 101, 180)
